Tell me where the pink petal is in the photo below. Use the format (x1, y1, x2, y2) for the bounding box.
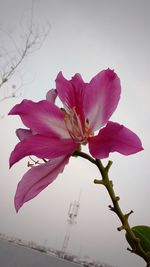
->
(84, 69, 121, 131)
(89, 121, 143, 159)
(15, 155, 70, 212)
(16, 128, 33, 141)
(9, 99, 70, 139)
(10, 134, 79, 168)
(56, 72, 86, 124)
(46, 89, 57, 103)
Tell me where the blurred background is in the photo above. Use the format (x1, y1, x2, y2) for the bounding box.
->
(0, 1, 150, 266)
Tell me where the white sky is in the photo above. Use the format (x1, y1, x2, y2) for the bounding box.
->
(0, 1, 150, 267)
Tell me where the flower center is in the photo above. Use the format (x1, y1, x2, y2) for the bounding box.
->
(64, 107, 91, 143)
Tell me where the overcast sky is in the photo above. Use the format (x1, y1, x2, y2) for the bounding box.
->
(0, 1, 150, 267)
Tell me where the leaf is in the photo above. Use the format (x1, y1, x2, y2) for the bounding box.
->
(126, 225, 150, 253)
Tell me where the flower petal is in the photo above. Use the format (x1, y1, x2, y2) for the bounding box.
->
(84, 69, 121, 131)
(16, 128, 33, 141)
(46, 89, 57, 103)
(14, 155, 70, 212)
(9, 99, 70, 139)
(9, 134, 79, 168)
(56, 72, 86, 124)
(89, 121, 143, 159)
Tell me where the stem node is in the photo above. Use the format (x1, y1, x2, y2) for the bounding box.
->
(94, 179, 105, 185)
(125, 210, 134, 219)
(127, 247, 135, 253)
(105, 160, 113, 172)
(115, 196, 120, 201)
(117, 225, 125, 231)
(108, 205, 115, 212)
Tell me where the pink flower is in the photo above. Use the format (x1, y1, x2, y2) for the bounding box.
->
(9, 69, 143, 211)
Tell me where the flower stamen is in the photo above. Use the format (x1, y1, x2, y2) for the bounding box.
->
(64, 107, 91, 143)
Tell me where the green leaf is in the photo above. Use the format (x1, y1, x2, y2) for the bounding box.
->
(126, 225, 150, 253)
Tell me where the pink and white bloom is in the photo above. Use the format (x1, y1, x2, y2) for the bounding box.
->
(9, 69, 143, 211)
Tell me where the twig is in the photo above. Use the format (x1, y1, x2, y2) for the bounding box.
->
(73, 151, 150, 265)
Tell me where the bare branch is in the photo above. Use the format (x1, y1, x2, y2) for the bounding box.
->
(0, 3, 50, 119)
(0, 2, 50, 91)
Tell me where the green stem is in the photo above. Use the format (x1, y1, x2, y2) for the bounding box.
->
(73, 151, 150, 266)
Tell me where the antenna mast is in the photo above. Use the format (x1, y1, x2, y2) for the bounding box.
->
(61, 193, 81, 256)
